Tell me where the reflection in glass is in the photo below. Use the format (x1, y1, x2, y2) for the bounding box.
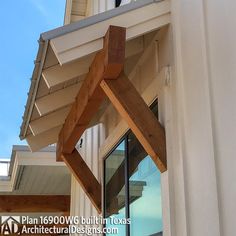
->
(128, 132, 162, 236)
(105, 141, 126, 235)
(104, 101, 162, 236)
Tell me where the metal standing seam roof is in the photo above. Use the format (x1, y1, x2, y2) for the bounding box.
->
(19, 0, 164, 140)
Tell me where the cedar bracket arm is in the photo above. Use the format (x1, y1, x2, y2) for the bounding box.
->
(100, 73, 167, 172)
(62, 149, 102, 213)
(56, 25, 126, 213)
(57, 23, 167, 215)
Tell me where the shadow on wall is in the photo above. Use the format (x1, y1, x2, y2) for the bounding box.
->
(150, 232, 163, 236)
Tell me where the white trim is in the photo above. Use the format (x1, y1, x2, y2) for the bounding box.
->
(51, 0, 170, 65)
(15, 151, 65, 166)
(0, 149, 64, 192)
(64, 0, 73, 25)
(26, 126, 62, 152)
(42, 55, 92, 88)
(29, 106, 71, 136)
(43, 37, 143, 89)
(35, 83, 81, 116)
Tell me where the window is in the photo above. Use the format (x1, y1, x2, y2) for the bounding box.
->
(104, 101, 163, 236)
(115, 0, 122, 7)
(115, 0, 134, 8)
(104, 140, 126, 235)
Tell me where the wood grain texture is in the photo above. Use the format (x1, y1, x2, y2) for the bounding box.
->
(100, 73, 167, 172)
(57, 25, 126, 161)
(0, 195, 70, 212)
(62, 149, 102, 213)
(56, 26, 126, 214)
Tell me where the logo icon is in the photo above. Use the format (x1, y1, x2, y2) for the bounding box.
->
(0, 216, 20, 235)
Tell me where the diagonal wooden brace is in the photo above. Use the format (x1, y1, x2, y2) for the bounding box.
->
(57, 25, 126, 161)
(62, 149, 102, 213)
(56, 25, 126, 213)
(100, 73, 167, 172)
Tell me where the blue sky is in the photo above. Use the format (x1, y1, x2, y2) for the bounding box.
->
(0, 0, 65, 159)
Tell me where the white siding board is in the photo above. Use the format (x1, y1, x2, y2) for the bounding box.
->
(70, 124, 104, 235)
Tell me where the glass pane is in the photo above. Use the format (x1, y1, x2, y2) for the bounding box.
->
(105, 140, 126, 235)
(128, 132, 163, 236)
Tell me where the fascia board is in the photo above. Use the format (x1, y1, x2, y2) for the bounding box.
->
(50, 0, 170, 65)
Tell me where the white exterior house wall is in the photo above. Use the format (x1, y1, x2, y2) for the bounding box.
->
(70, 124, 105, 236)
(168, 0, 236, 236)
(90, 0, 140, 15)
(69, 1, 236, 236)
(89, 0, 115, 15)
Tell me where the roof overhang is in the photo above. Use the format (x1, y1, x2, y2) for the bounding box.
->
(20, 0, 170, 152)
(0, 146, 68, 193)
(49, 0, 170, 65)
(56, 24, 167, 213)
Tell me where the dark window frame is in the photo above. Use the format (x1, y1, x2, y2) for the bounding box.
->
(103, 133, 130, 233)
(115, 0, 122, 8)
(103, 100, 160, 236)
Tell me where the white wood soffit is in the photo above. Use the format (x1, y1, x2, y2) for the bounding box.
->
(42, 54, 93, 88)
(0, 149, 65, 192)
(26, 1, 170, 151)
(43, 36, 144, 89)
(15, 151, 65, 166)
(32, 31, 158, 142)
(29, 106, 71, 136)
(29, 37, 144, 143)
(35, 83, 82, 116)
(50, 0, 170, 65)
(26, 126, 62, 152)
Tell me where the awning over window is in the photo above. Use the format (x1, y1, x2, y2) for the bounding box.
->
(20, 0, 170, 152)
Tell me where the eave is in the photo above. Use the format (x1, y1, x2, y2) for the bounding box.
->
(0, 146, 69, 193)
(20, 0, 170, 152)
